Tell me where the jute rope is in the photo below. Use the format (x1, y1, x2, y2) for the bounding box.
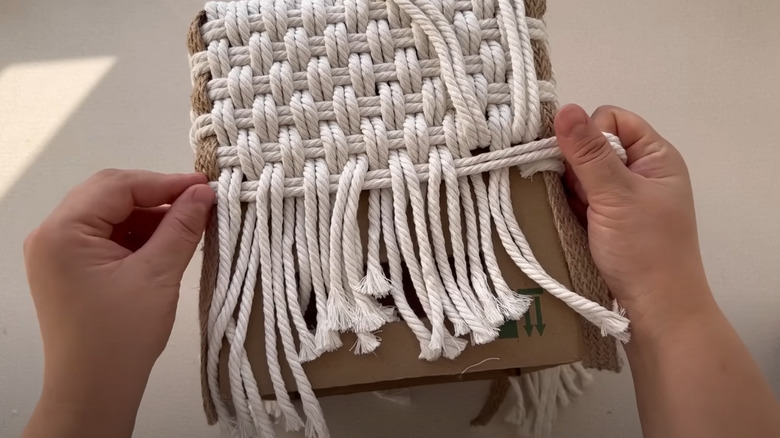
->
(470, 375, 511, 426)
(188, 10, 221, 425)
(524, 0, 620, 371)
(472, 0, 618, 428)
(187, 0, 626, 435)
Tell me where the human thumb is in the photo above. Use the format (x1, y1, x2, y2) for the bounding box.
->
(136, 184, 214, 279)
(555, 104, 631, 199)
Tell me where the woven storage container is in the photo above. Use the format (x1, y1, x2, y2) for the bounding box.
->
(187, 0, 622, 435)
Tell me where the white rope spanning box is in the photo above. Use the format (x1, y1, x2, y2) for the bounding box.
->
(188, 0, 629, 436)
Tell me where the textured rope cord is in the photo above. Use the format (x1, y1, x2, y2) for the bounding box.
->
(358, 119, 392, 299)
(388, 149, 446, 354)
(280, 195, 329, 437)
(188, 0, 630, 435)
(260, 163, 305, 432)
(230, 193, 276, 437)
(205, 134, 626, 198)
(471, 375, 511, 426)
(279, 126, 319, 362)
(427, 144, 496, 343)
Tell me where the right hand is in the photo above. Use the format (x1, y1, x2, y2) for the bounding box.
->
(554, 104, 714, 333)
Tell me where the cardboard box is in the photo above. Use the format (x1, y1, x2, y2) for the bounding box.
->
(217, 170, 583, 401)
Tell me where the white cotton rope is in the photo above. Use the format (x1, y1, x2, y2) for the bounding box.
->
(206, 135, 627, 199)
(191, 0, 631, 435)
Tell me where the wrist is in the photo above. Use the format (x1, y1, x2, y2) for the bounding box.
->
(30, 390, 140, 438)
(622, 268, 720, 350)
(24, 385, 144, 438)
(26, 361, 151, 438)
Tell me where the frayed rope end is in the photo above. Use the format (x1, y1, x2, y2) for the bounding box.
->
(314, 328, 343, 354)
(352, 331, 381, 354)
(498, 291, 533, 321)
(442, 333, 468, 359)
(324, 294, 354, 332)
(358, 266, 392, 298)
(351, 297, 392, 333)
(298, 331, 320, 363)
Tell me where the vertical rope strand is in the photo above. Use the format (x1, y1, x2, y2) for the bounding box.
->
(260, 164, 304, 431)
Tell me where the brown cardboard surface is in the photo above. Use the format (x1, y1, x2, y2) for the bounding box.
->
(217, 169, 583, 400)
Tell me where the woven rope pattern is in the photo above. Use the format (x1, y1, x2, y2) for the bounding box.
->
(189, 1, 564, 190)
(187, 0, 626, 435)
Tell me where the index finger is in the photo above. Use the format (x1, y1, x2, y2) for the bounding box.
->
(589, 105, 669, 165)
(54, 169, 208, 237)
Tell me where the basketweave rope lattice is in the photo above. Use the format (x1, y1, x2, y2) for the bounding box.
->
(187, 0, 628, 436)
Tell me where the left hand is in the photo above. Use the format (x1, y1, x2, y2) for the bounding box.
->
(22, 169, 214, 438)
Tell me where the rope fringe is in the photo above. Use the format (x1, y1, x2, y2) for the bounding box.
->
(505, 362, 594, 438)
(188, 0, 630, 435)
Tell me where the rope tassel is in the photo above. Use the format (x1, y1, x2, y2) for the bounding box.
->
(358, 118, 393, 299)
(188, 0, 632, 435)
(427, 144, 498, 345)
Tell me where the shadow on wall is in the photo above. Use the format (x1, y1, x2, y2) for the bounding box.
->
(0, 0, 216, 330)
(0, 0, 212, 229)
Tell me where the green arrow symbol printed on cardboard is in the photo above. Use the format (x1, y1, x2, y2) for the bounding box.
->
(518, 288, 544, 337)
(534, 295, 545, 335)
(523, 309, 534, 336)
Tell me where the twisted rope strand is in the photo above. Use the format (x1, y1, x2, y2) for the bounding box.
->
(208, 134, 625, 200)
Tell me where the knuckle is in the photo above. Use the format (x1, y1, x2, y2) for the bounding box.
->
(23, 221, 69, 262)
(653, 142, 678, 163)
(593, 104, 618, 117)
(635, 139, 687, 172)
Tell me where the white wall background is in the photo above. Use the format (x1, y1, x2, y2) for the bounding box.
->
(1, 0, 778, 436)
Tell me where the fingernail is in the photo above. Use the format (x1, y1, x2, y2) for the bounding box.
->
(189, 184, 215, 207)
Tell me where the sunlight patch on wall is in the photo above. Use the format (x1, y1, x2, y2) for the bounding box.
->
(0, 56, 116, 200)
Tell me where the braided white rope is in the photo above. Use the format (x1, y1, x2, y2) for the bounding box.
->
(281, 196, 329, 437)
(230, 203, 276, 438)
(279, 126, 319, 362)
(261, 163, 305, 432)
(388, 149, 445, 354)
(207, 135, 626, 199)
(380, 184, 439, 360)
(358, 118, 393, 299)
(305, 160, 343, 353)
(428, 144, 497, 344)
(206, 168, 243, 429)
(192, 0, 630, 435)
